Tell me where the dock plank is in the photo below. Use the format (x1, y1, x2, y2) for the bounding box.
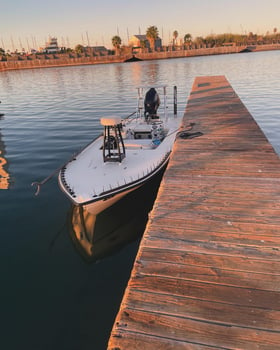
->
(124, 290, 280, 331)
(108, 76, 280, 349)
(140, 248, 280, 274)
(136, 258, 280, 291)
(112, 308, 280, 350)
(128, 275, 280, 310)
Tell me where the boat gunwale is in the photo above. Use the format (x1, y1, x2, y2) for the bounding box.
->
(58, 150, 171, 207)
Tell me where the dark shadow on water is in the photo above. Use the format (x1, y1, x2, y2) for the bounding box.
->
(68, 166, 165, 263)
(41, 168, 165, 350)
(50, 168, 166, 349)
(0, 125, 11, 189)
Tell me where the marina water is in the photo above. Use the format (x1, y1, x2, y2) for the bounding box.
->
(0, 50, 280, 349)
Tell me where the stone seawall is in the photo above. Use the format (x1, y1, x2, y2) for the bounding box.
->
(137, 45, 244, 60)
(0, 54, 131, 72)
(0, 44, 279, 72)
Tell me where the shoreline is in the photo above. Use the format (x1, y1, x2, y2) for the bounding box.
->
(1, 43, 280, 72)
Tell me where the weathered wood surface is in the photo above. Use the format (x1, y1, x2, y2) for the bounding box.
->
(108, 76, 280, 349)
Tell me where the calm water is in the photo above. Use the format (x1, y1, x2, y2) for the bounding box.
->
(0, 51, 280, 349)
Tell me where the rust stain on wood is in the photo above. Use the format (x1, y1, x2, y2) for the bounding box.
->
(108, 76, 280, 349)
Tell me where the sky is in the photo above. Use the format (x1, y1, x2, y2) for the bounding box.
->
(1, 0, 280, 51)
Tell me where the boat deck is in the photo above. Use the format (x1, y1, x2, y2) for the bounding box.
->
(108, 75, 280, 349)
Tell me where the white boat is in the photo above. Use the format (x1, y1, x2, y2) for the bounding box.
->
(58, 86, 182, 215)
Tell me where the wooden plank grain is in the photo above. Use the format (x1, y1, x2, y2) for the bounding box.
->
(153, 196, 280, 219)
(158, 183, 280, 203)
(129, 275, 280, 310)
(145, 224, 280, 247)
(148, 216, 280, 237)
(149, 205, 280, 226)
(109, 332, 219, 350)
(135, 259, 280, 292)
(142, 235, 280, 260)
(140, 248, 280, 275)
(112, 308, 280, 350)
(124, 290, 280, 331)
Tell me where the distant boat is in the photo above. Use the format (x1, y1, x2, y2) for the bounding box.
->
(58, 86, 182, 215)
(124, 55, 142, 62)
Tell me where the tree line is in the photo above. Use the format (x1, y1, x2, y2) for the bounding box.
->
(111, 26, 280, 51)
(1, 26, 280, 56)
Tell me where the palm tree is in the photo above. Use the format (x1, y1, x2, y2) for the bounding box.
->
(74, 44, 84, 54)
(184, 33, 192, 48)
(146, 26, 159, 51)
(112, 35, 122, 54)
(184, 33, 192, 43)
(173, 30, 178, 46)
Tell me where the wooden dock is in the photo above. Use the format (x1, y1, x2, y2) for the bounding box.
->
(108, 76, 280, 349)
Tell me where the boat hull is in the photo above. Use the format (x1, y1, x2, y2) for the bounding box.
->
(59, 151, 170, 215)
(84, 184, 140, 215)
(69, 164, 166, 261)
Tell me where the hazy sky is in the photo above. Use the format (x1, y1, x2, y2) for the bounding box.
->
(1, 0, 280, 51)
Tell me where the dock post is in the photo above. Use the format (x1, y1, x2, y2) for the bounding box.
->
(173, 85, 177, 115)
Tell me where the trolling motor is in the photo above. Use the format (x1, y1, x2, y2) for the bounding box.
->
(144, 88, 160, 121)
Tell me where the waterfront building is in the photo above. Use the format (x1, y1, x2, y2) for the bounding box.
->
(129, 34, 162, 50)
(43, 37, 60, 53)
(85, 46, 109, 55)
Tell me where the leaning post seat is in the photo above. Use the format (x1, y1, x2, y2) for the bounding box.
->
(100, 116, 126, 163)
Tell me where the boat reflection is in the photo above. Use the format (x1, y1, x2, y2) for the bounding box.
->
(0, 100, 4, 118)
(0, 125, 10, 190)
(68, 167, 165, 262)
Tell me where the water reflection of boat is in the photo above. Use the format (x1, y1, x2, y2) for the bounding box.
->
(69, 166, 165, 262)
(0, 122, 10, 189)
(59, 86, 181, 215)
(0, 114, 4, 118)
(0, 100, 4, 117)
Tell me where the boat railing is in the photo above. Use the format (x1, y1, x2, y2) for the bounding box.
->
(122, 85, 178, 127)
(136, 85, 178, 121)
(123, 112, 139, 124)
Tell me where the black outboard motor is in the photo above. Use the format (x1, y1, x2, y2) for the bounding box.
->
(144, 88, 160, 120)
